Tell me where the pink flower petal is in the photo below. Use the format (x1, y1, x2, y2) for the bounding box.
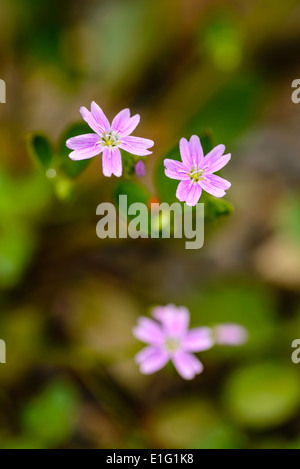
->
(176, 180, 192, 202)
(204, 153, 231, 174)
(120, 114, 141, 136)
(69, 145, 102, 161)
(102, 146, 122, 177)
(80, 106, 103, 135)
(179, 138, 193, 167)
(119, 143, 152, 156)
(91, 101, 110, 132)
(137, 347, 169, 374)
(135, 346, 158, 364)
(200, 173, 230, 198)
(111, 108, 130, 133)
(176, 180, 202, 206)
(182, 327, 214, 352)
(164, 159, 190, 180)
(185, 182, 202, 206)
(119, 136, 154, 156)
(214, 324, 248, 346)
(172, 351, 203, 380)
(66, 133, 100, 150)
(152, 304, 190, 337)
(189, 135, 204, 166)
(133, 317, 164, 345)
(199, 144, 225, 172)
(205, 173, 231, 190)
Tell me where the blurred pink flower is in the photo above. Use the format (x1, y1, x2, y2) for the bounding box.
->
(213, 323, 248, 346)
(135, 160, 146, 177)
(133, 304, 214, 380)
(66, 102, 154, 177)
(164, 135, 231, 206)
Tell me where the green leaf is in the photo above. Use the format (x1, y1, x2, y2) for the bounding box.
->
(57, 121, 93, 178)
(27, 132, 53, 169)
(225, 362, 300, 429)
(21, 380, 79, 446)
(203, 192, 234, 222)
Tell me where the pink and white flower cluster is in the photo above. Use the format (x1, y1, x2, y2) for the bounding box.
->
(133, 304, 247, 380)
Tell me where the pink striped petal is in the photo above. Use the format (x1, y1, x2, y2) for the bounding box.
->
(66, 133, 100, 150)
(189, 135, 204, 166)
(69, 144, 102, 161)
(119, 136, 154, 156)
(185, 183, 202, 206)
(205, 173, 231, 190)
(176, 180, 192, 202)
(176, 180, 202, 206)
(91, 101, 110, 132)
(204, 153, 231, 174)
(179, 138, 193, 167)
(172, 351, 203, 380)
(200, 144, 226, 172)
(102, 146, 122, 177)
(164, 159, 190, 180)
(119, 143, 152, 156)
(80, 106, 103, 135)
(200, 173, 230, 197)
(120, 114, 140, 136)
(182, 327, 214, 352)
(133, 317, 164, 345)
(111, 109, 130, 132)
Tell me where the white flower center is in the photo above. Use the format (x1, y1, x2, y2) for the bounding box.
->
(188, 167, 204, 183)
(101, 131, 120, 147)
(164, 337, 181, 354)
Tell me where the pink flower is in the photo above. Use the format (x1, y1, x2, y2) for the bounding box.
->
(133, 305, 214, 380)
(213, 323, 248, 346)
(66, 102, 154, 177)
(135, 160, 146, 177)
(164, 135, 231, 206)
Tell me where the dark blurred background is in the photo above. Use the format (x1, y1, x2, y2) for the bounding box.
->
(1, 0, 300, 449)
